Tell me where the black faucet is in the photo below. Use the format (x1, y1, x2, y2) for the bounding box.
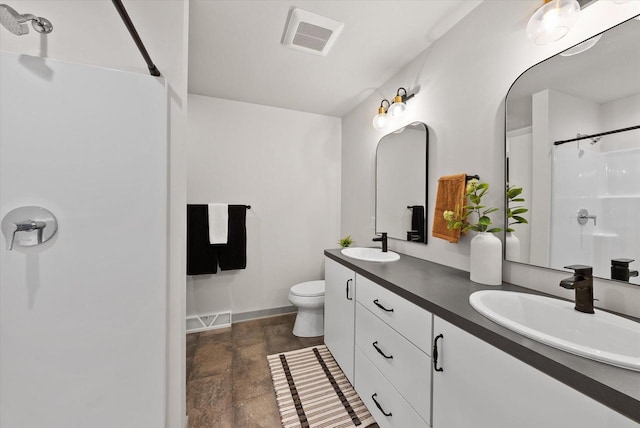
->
(372, 232, 388, 252)
(560, 265, 594, 314)
(611, 258, 639, 282)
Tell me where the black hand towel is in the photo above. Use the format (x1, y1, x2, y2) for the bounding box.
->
(218, 205, 247, 271)
(187, 204, 219, 275)
(411, 205, 425, 243)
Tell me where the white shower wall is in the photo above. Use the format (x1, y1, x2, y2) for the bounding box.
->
(551, 146, 640, 284)
(0, 53, 167, 427)
(548, 91, 640, 283)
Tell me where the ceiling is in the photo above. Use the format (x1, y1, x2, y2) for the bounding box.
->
(188, 1, 483, 117)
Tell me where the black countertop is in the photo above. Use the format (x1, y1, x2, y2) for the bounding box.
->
(325, 248, 640, 423)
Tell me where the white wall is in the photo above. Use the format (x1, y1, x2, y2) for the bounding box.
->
(506, 127, 532, 263)
(341, 1, 640, 318)
(601, 92, 640, 152)
(0, 52, 166, 428)
(187, 95, 341, 318)
(0, 2, 189, 427)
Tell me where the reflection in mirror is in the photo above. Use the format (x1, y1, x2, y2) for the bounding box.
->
(376, 122, 428, 243)
(506, 17, 640, 284)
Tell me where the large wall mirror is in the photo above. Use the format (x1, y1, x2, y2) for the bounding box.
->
(376, 122, 428, 243)
(505, 16, 640, 285)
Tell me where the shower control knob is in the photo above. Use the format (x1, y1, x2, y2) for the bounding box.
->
(577, 208, 597, 226)
(31, 17, 52, 34)
(1, 207, 57, 251)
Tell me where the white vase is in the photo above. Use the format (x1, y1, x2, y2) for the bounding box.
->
(470, 232, 503, 285)
(505, 231, 521, 262)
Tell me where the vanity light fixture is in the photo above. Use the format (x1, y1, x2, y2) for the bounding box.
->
(387, 87, 415, 117)
(526, 0, 581, 46)
(372, 99, 390, 131)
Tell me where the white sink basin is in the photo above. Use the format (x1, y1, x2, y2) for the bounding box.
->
(341, 247, 400, 262)
(469, 290, 640, 371)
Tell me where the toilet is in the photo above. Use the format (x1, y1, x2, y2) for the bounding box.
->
(288, 280, 325, 337)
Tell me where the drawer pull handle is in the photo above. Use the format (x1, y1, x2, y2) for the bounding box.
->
(346, 278, 353, 300)
(373, 299, 394, 312)
(371, 393, 392, 417)
(433, 333, 444, 372)
(372, 341, 393, 359)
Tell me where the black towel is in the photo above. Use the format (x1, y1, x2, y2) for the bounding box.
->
(411, 205, 425, 243)
(219, 205, 247, 270)
(186, 204, 219, 275)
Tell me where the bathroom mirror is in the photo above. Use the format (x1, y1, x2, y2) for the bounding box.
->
(376, 122, 428, 243)
(505, 17, 640, 284)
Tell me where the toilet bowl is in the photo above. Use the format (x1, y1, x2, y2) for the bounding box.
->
(288, 280, 325, 337)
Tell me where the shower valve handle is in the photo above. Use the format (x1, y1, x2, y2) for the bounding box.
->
(2, 207, 58, 251)
(8, 220, 47, 250)
(577, 209, 597, 226)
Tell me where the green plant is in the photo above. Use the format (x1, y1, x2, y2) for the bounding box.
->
(338, 234, 354, 248)
(444, 179, 502, 233)
(506, 185, 528, 232)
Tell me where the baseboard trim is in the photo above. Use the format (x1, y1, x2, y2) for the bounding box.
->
(184, 415, 189, 428)
(233, 305, 297, 323)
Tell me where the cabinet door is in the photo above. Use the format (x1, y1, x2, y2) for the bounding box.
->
(432, 317, 637, 428)
(324, 257, 356, 383)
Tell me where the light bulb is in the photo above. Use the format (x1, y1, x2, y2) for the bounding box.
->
(526, 0, 580, 46)
(388, 101, 407, 117)
(372, 101, 390, 131)
(372, 107, 388, 131)
(372, 113, 387, 131)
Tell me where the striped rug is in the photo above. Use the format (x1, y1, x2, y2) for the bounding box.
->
(267, 345, 377, 428)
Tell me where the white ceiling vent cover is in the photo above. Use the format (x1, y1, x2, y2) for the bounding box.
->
(282, 8, 344, 56)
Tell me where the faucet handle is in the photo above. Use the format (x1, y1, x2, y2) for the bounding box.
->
(7, 224, 17, 250)
(611, 258, 634, 267)
(564, 264, 593, 276)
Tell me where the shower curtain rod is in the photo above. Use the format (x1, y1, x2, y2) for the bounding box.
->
(553, 125, 640, 146)
(112, 0, 161, 77)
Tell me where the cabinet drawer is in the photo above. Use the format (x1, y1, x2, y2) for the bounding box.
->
(356, 303, 431, 423)
(355, 348, 430, 428)
(356, 274, 432, 353)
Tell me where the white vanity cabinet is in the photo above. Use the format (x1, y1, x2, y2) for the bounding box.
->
(354, 275, 432, 428)
(324, 255, 638, 428)
(432, 316, 638, 428)
(324, 257, 356, 383)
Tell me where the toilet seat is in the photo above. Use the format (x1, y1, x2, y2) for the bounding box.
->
(290, 280, 325, 297)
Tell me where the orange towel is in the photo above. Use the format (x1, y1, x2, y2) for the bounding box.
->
(432, 173, 467, 243)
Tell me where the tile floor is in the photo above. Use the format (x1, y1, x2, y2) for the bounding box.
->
(186, 313, 325, 428)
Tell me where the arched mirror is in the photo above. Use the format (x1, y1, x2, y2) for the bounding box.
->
(376, 122, 429, 243)
(505, 16, 640, 284)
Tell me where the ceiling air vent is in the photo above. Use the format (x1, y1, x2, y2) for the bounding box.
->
(282, 8, 344, 56)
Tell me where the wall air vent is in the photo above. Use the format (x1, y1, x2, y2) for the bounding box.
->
(282, 8, 344, 56)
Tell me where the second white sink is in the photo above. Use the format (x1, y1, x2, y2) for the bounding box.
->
(341, 247, 400, 262)
(469, 290, 640, 371)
